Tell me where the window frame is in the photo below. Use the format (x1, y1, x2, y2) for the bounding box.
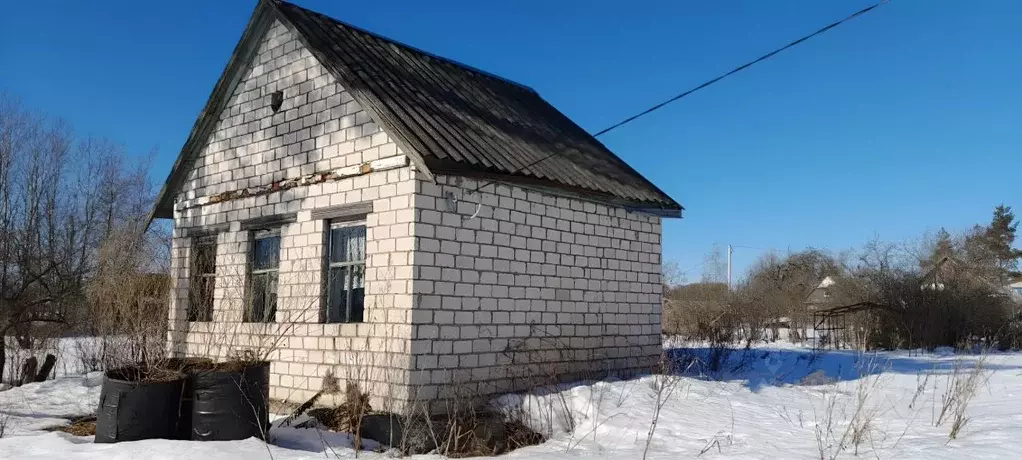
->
(188, 234, 218, 322)
(246, 227, 281, 323)
(322, 220, 367, 324)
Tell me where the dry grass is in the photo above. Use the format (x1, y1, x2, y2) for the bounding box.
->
(328, 382, 373, 436)
(47, 416, 97, 437)
(434, 410, 544, 458)
(287, 378, 545, 458)
(105, 365, 184, 384)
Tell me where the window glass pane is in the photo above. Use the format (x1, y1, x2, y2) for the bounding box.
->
(253, 235, 280, 270)
(348, 226, 365, 261)
(330, 225, 365, 263)
(199, 276, 214, 321)
(326, 265, 366, 323)
(190, 236, 217, 322)
(265, 271, 277, 322)
(327, 267, 346, 323)
(249, 272, 279, 322)
(349, 263, 365, 290)
(251, 273, 266, 321)
(195, 241, 216, 274)
(348, 265, 365, 322)
(329, 227, 347, 263)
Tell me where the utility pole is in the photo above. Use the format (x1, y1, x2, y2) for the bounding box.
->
(727, 244, 733, 291)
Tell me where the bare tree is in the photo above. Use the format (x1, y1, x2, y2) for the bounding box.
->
(739, 249, 841, 342)
(0, 91, 162, 381)
(701, 244, 727, 284)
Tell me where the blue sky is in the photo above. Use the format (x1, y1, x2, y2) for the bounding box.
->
(2, 0, 1019, 280)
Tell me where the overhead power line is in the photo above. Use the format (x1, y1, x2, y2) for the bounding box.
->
(593, 0, 889, 137)
(463, 0, 889, 197)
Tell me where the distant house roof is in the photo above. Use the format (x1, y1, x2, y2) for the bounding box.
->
(150, 0, 682, 223)
(805, 276, 837, 308)
(920, 256, 1009, 293)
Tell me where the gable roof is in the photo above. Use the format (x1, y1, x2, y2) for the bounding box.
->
(150, 0, 682, 223)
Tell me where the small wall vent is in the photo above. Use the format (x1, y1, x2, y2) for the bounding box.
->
(270, 90, 284, 113)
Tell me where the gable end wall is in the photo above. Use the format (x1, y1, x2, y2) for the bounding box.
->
(167, 20, 418, 410)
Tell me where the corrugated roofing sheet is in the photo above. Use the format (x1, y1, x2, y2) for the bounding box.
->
(273, 1, 681, 214)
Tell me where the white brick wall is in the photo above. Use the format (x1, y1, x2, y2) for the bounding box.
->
(167, 19, 665, 412)
(167, 20, 416, 410)
(407, 175, 663, 401)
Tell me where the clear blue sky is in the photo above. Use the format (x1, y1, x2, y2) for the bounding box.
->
(2, 1, 1019, 280)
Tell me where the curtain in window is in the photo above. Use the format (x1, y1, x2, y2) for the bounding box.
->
(326, 225, 365, 323)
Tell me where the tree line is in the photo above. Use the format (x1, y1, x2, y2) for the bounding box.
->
(0, 92, 166, 382)
(664, 205, 1022, 350)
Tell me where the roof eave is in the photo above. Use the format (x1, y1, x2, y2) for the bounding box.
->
(428, 164, 683, 218)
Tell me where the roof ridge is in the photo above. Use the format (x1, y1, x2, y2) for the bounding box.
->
(149, 0, 682, 225)
(274, 0, 537, 94)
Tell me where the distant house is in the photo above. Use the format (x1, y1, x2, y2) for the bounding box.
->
(805, 276, 837, 310)
(149, 0, 682, 409)
(1008, 278, 1022, 301)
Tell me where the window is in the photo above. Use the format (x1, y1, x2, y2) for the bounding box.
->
(188, 235, 217, 322)
(324, 222, 366, 323)
(247, 228, 281, 322)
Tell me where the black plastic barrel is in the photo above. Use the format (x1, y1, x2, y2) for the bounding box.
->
(94, 367, 185, 443)
(164, 357, 213, 440)
(191, 361, 270, 441)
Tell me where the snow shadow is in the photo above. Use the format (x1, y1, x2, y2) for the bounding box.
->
(664, 346, 1022, 392)
(270, 425, 382, 455)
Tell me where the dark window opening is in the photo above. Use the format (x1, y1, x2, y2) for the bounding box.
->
(323, 223, 366, 323)
(247, 228, 280, 322)
(188, 235, 217, 322)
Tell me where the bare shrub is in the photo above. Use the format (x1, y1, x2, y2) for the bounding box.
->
(643, 371, 683, 460)
(0, 407, 8, 438)
(739, 249, 842, 344)
(71, 338, 104, 373)
(934, 353, 987, 441)
(829, 230, 1021, 351)
(86, 229, 169, 370)
(335, 381, 372, 451)
(662, 282, 729, 341)
(398, 382, 544, 458)
(808, 355, 890, 460)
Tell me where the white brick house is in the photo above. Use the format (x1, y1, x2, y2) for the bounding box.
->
(150, 0, 682, 410)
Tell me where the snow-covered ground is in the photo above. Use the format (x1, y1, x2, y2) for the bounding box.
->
(2, 343, 1021, 459)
